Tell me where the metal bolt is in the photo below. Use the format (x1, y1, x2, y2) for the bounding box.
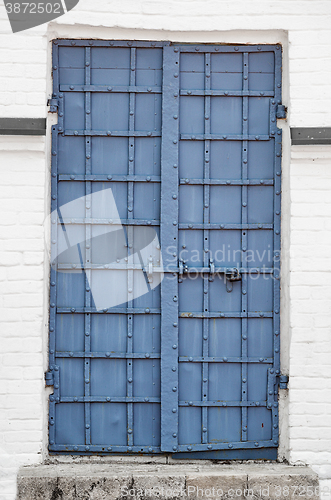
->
(174, 73, 178, 78)
(172, 408, 177, 413)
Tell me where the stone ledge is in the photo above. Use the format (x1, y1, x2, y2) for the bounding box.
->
(17, 463, 319, 500)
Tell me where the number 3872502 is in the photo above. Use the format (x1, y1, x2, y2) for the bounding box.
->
(5, 3, 62, 14)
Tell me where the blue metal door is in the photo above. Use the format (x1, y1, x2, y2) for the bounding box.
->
(48, 41, 284, 459)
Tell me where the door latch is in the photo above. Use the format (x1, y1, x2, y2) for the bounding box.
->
(147, 256, 153, 283)
(225, 267, 241, 293)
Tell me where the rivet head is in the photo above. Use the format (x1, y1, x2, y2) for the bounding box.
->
(174, 73, 179, 78)
(172, 386, 177, 392)
(229, 443, 233, 448)
(70, 85, 74, 90)
(172, 344, 177, 349)
(108, 86, 112, 91)
(172, 408, 177, 413)
(189, 357, 193, 362)
(172, 194, 177, 199)
(107, 447, 112, 451)
(128, 378, 132, 383)
(234, 46, 239, 51)
(172, 367, 176, 372)
(173, 115, 178, 120)
(174, 92, 178, 97)
(128, 447, 133, 451)
(188, 401, 193, 406)
(173, 446, 177, 451)
(207, 445, 212, 449)
(173, 322, 178, 327)
(187, 446, 192, 451)
(174, 48, 179, 53)
(128, 429, 133, 434)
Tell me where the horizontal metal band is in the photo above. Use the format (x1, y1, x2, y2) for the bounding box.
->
(49, 444, 161, 453)
(179, 312, 274, 318)
(180, 90, 274, 97)
(0, 118, 46, 136)
(59, 218, 159, 226)
(179, 400, 270, 407)
(179, 178, 274, 186)
(63, 130, 161, 137)
(178, 356, 273, 363)
(58, 174, 161, 183)
(177, 45, 280, 54)
(56, 397, 160, 403)
(178, 223, 273, 230)
(180, 134, 271, 141)
(57, 264, 163, 271)
(60, 85, 162, 94)
(176, 440, 278, 452)
(170, 267, 273, 274)
(291, 127, 331, 145)
(56, 351, 160, 359)
(56, 307, 160, 314)
(54, 40, 168, 48)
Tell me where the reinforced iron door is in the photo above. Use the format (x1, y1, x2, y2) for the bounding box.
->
(47, 40, 285, 459)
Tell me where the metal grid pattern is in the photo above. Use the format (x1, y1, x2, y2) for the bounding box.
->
(48, 40, 283, 457)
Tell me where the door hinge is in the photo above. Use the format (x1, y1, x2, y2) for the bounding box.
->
(279, 374, 289, 389)
(47, 96, 59, 113)
(276, 104, 287, 119)
(45, 370, 54, 386)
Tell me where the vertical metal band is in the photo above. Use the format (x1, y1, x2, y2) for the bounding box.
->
(49, 41, 60, 449)
(160, 46, 180, 452)
(272, 45, 282, 446)
(202, 52, 211, 445)
(84, 47, 92, 448)
(127, 47, 136, 449)
(241, 53, 249, 442)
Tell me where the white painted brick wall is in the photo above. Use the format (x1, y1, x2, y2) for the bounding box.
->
(0, 137, 45, 500)
(0, 1, 330, 499)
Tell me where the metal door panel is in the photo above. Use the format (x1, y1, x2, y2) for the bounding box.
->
(92, 93, 129, 130)
(179, 185, 203, 223)
(247, 407, 272, 441)
(179, 142, 204, 178)
(91, 47, 131, 68)
(64, 93, 85, 129)
(247, 186, 274, 223)
(209, 278, 242, 312)
(249, 73, 274, 92)
(56, 314, 85, 352)
(211, 73, 243, 91)
(209, 319, 242, 357)
(209, 141, 242, 179)
(247, 318, 273, 357)
(210, 186, 242, 223)
(49, 41, 283, 457)
(209, 408, 241, 443)
(210, 231, 242, 266)
(248, 97, 270, 134)
(211, 97, 243, 134)
(179, 407, 201, 445)
(90, 403, 127, 445)
(58, 137, 85, 174)
(248, 141, 274, 178)
(56, 404, 85, 445)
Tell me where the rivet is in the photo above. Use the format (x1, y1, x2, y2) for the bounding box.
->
(229, 443, 233, 448)
(243, 159, 247, 164)
(74, 446, 78, 451)
(260, 92, 265, 96)
(271, 131, 275, 135)
(86, 155, 91, 159)
(275, 331, 279, 336)
(277, 130, 282, 135)
(51, 303, 55, 308)
(172, 194, 177, 199)
(146, 176, 151, 182)
(70, 85, 74, 90)
(223, 357, 228, 362)
(243, 335, 247, 340)
(128, 429, 133, 434)
(174, 48, 179, 53)
(172, 367, 177, 372)
(242, 202, 247, 207)
(85, 379, 89, 384)
(173, 139, 177, 144)
(195, 47, 200, 51)
(205, 115, 209, 120)
(74, 131, 78, 136)
(204, 203, 209, 208)
(172, 386, 177, 392)
(174, 73, 179, 78)
(255, 136, 260, 140)
(223, 135, 227, 140)
(192, 136, 196, 140)
(145, 353, 150, 358)
(107, 447, 112, 451)
(203, 335, 208, 340)
(108, 86, 112, 91)
(256, 402, 260, 406)
(173, 322, 178, 327)
(172, 344, 177, 349)
(275, 348, 279, 353)
(277, 152, 281, 157)
(173, 115, 178, 120)
(173, 432, 177, 437)
(244, 76, 248, 80)
(187, 446, 192, 451)
(276, 191, 280, 195)
(187, 90, 192, 95)
(220, 313, 225, 317)
(207, 445, 212, 449)
(174, 92, 178, 97)
(172, 408, 177, 413)
(224, 91, 228, 96)
(173, 221, 177, 226)
(69, 352, 73, 357)
(255, 442, 259, 447)
(145, 308, 150, 314)
(243, 116, 247, 121)
(242, 289, 247, 294)
(173, 446, 177, 451)
(188, 401, 193, 406)
(128, 447, 133, 451)
(277, 84, 281, 88)
(52, 173, 56, 178)
(173, 296, 178, 302)
(50, 327, 54, 332)
(203, 378, 208, 382)
(106, 352, 110, 357)
(148, 87, 152, 92)
(173, 164, 178, 168)
(189, 357, 193, 362)
(147, 132, 152, 136)
(128, 378, 132, 383)
(107, 131, 112, 136)
(74, 397, 78, 402)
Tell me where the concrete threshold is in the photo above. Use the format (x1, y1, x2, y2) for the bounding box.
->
(17, 462, 318, 500)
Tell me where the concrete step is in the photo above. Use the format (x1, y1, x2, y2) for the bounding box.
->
(17, 462, 319, 500)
